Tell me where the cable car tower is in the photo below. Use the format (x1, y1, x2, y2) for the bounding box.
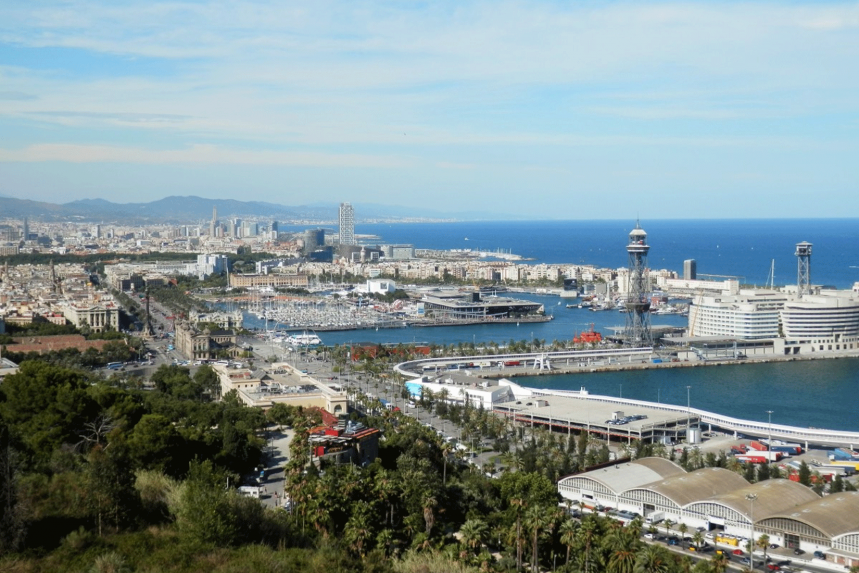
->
(796, 241, 812, 297)
(624, 221, 653, 346)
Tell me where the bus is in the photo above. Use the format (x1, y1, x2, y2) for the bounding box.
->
(107, 362, 123, 370)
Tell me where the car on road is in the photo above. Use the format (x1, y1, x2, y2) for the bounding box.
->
(741, 558, 750, 565)
(644, 533, 656, 540)
(792, 548, 804, 555)
(667, 538, 679, 546)
(732, 549, 745, 556)
(766, 564, 780, 571)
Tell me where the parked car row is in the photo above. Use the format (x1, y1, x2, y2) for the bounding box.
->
(604, 414, 648, 426)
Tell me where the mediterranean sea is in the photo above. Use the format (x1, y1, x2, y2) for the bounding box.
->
(282, 218, 859, 289)
(267, 218, 859, 433)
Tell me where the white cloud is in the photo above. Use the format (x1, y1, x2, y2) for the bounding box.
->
(0, 143, 413, 168)
(1, 1, 857, 213)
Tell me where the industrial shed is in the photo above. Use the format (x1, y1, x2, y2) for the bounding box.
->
(558, 457, 685, 508)
(759, 491, 859, 567)
(621, 467, 749, 518)
(556, 459, 859, 564)
(685, 479, 820, 537)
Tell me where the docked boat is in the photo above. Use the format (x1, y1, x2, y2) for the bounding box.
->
(285, 333, 322, 347)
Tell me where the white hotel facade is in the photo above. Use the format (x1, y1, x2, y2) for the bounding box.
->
(687, 285, 859, 355)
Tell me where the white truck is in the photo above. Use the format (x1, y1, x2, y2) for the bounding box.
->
(645, 511, 665, 525)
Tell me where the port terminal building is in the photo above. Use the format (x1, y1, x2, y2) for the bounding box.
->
(558, 458, 859, 567)
(396, 354, 859, 449)
(420, 290, 544, 320)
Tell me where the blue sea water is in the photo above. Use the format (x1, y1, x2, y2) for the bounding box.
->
(282, 218, 859, 289)
(267, 219, 859, 432)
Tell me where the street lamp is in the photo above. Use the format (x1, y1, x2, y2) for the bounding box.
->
(745, 493, 757, 571)
(686, 385, 692, 438)
(766, 410, 774, 444)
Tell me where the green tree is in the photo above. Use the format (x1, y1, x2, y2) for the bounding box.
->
(0, 361, 97, 461)
(831, 474, 845, 493)
(558, 515, 579, 566)
(634, 543, 672, 573)
(172, 459, 237, 546)
(756, 533, 770, 563)
(193, 365, 221, 400)
(691, 530, 704, 550)
(0, 424, 26, 552)
(344, 500, 374, 558)
(459, 518, 489, 555)
(524, 504, 549, 572)
(127, 414, 181, 473)
(84, 444, 139, 536)
(798, 461, 812, 486)
(498, 471, 558, 508)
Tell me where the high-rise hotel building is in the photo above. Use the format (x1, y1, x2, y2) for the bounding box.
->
(339, 202, 355, 245)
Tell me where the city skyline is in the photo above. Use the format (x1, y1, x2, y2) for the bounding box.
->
(1, 1, 857, 219)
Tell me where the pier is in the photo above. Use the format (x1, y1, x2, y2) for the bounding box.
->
(397, 350, 859, 450)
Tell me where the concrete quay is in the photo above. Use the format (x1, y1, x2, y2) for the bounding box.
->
(397, 348, 859, 450)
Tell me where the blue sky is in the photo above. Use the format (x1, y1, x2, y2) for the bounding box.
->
(1, 1, 857, 219)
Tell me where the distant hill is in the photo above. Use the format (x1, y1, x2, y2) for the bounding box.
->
(0, 195, 517, 223)
(0, 196, 73, 219)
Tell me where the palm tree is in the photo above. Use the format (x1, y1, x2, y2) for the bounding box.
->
(559, 517, 578, 568)
(662, 518, 675, 539)
(344, 501, 374, 558)
(677, 522, 688, 541)
(578, 517, 599, 573)
(441, 441, 452, 485)
(459, 518, 489, 555)
(756, 533, 771, 563)
(422, 494, 437, 536)
(373, 468, 398, 527)
(691, 530, 704, 551)
(710, 551, 729, 573)
(634, 544, 672, 573)
(524, 505, 549, 572)
(375, 528, 394, 557)
(510, 497, 526, 571)
(609, 549, 638, 573)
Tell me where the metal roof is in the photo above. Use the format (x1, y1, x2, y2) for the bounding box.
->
(565, 457, 685, 494)
(636, 467, 750, 508)
(762, 491, 859, 539)
(704, 479, 821, 521)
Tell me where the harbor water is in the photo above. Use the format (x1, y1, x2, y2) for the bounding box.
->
(243, 293, 858, 433)
(252, 218, 859, 432)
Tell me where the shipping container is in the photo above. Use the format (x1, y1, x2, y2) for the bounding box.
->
(749, 441, 768, 451)
(829, 449, 853, 461)
(769, 445, 801, 455)
(735, 455, 768, 464)
(827, 460, 859, 471)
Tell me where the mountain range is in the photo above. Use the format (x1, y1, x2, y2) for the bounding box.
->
(0, 195, 496, 224)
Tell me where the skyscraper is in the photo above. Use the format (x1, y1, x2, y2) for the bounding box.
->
(339, 202, 355, 245)
(209, 206, 218, 237)
(683, 259, 697, 280)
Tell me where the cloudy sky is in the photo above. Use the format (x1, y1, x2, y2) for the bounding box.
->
(1, 1, 857, 219)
